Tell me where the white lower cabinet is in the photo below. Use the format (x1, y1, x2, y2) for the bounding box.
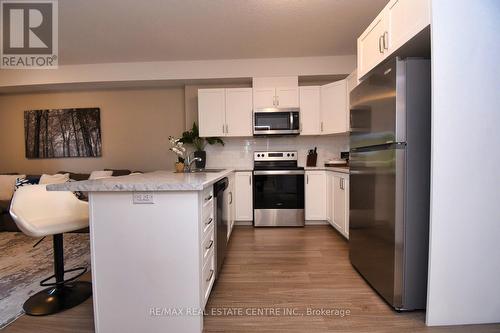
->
(326, 172, 333, 223)
(234, 171, 253, 221)
(226, 173, 236, 240)
(305, 171, 327, 221)
(310, 170, 349, 238)
(327, 171, 349, 239)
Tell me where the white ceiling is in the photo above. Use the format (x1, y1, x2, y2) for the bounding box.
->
(58, 0, 388, 65)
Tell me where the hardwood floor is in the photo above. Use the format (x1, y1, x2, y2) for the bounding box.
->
(4, 226, 500, 332)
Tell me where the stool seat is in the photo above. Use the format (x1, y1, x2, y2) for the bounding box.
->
(9, 184, 92, 316)
(10, 185, 88, 237)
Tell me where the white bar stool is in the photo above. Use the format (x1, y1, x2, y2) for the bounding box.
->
(10, 184, 92, 316)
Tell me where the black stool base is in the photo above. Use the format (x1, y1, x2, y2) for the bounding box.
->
(23, 281, 92, 316)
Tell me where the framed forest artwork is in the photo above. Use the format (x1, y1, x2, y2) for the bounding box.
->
(24, 108, 102, 159)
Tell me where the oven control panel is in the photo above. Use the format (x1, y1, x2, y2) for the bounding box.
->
(254, 151, 297, 161)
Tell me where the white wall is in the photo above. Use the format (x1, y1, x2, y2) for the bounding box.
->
(204, 135, 349, 170)
(0, 56, 355, 89)
(426, 0, 500, 325)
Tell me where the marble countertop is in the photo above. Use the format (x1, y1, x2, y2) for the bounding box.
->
(304, 166, 350, 174)
(47, 169, 235, 192)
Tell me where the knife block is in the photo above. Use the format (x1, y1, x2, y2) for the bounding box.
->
(306, 153, 317, 167)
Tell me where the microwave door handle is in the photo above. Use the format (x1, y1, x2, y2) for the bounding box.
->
(290, 113, 293, 129)
(255, 125, 271, 130)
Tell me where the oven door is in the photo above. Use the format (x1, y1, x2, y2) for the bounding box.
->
(253, 170, 305, 226)
(253, 109, 300, 135)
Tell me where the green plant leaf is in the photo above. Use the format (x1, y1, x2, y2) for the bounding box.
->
(177, 122, 224, 151)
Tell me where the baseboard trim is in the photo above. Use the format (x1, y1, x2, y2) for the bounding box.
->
(305, 220, 329, 225)
(235, 220, 253, 226)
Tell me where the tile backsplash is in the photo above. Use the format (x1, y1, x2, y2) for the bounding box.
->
(204, 135, 349, 169)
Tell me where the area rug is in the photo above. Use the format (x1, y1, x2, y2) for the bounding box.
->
(0, 232, 91, 329)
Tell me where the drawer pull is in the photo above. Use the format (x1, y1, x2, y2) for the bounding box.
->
(205, 218, 213, 226)
(205, 240, 214, 250)
(206, 269, 214, 282)
(205, 195, 213, 202)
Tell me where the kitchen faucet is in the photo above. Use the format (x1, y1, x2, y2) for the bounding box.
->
(184, 153, 202, 172)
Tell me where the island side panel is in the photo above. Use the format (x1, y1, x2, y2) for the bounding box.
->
(89, 191, 203, 333)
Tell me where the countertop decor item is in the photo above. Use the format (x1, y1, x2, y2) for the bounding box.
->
(168, 136, 187, 171)
(324, 159, 348, 167)
(180, 122, 224, 169)
(174, 162, 184, 173)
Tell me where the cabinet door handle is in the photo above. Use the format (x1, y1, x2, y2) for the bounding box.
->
(222, 124, 225, 133)
(205, 195, 213, 202)
(205, 240, 214, 250)
(379, 35, 384, 53)
(206, 269, 214, 282)
(225, 124, 229, 133)
(205, 217, 213, 226)
(249, 175, 252, 186)
(273, 95, 276, 106)
(321, 122, 324, 132)
(306, 175, 309, 184)
(276, 96, 279, 106)
(383, 31, 389, 50)
(229, 191, 233, 204)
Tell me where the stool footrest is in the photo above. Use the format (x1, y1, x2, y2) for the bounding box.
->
(40, 266, 88, 287)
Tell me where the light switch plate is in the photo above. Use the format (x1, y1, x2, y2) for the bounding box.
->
(133, 192, 154, 204)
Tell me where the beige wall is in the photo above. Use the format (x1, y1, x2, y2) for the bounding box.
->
(0, 88, 185, 174)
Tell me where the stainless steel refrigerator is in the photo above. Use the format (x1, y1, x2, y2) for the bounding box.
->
(349, 58, 431, 311)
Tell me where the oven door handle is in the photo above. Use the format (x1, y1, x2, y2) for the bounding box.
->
(253, 170, 305, 176)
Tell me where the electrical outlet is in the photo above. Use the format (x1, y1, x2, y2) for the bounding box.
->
(133, 192, 154, 204)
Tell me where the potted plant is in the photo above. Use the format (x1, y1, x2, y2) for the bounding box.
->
(168, 136, 187, 172)
(180, 122, 224, 169)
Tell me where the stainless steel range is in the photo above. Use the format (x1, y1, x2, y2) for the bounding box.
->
(253, 151, 305, 227)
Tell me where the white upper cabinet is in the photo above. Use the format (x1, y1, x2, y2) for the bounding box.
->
(234, 171, 253, 221)
(321, 80, 348, 134)
(198, 88, 253, 137)
(275, 87, 299, 108)
(387, 0, 430, 53)
(299, 86, 321, 135)
(252, 76, 299, 109)
(357, 0, 430, 80)
(253, 87, 276, 109)
(346, 69, 359, 93)
(305, 171, 327, 221)
(198, 89, 226, 137)
(225, 88, 253, 136)
(357, 10, 389, 80)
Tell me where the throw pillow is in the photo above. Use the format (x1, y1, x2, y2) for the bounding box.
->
(0, 174, 26, 200)
(15, 176, 39, 189)
(39, 173, 70, 185)
(89, 170, 113, 180)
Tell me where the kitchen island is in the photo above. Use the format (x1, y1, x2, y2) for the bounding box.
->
(48, 169, 234, 333)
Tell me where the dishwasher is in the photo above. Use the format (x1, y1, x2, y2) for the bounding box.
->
(213, 177, 228, 279)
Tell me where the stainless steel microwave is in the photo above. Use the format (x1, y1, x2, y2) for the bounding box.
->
(253, 108, 300, 136)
